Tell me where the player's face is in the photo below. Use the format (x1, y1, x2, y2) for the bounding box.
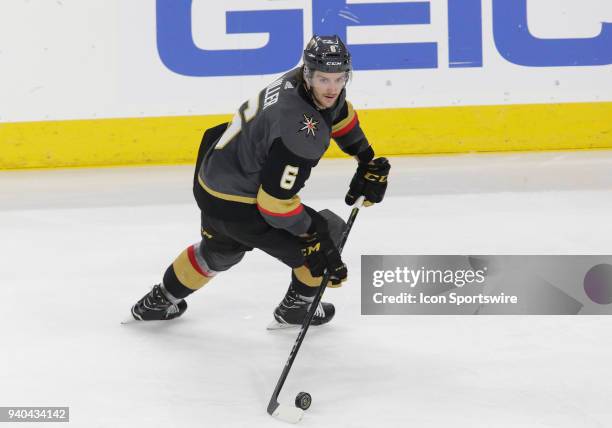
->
(308, 71, 348, 109)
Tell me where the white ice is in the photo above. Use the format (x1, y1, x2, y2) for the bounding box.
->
(1, 151, 612, 428)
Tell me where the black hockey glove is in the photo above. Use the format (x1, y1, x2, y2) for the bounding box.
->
(300, 208, 347, 286)
(345, 157, 390, 207)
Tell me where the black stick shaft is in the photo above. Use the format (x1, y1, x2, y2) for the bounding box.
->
(267, 200, 363, 414)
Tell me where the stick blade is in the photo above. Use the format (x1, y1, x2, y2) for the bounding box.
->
(271, 403, 304, 424)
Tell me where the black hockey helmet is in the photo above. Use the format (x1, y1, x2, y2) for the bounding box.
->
(303, 35, 352, 73)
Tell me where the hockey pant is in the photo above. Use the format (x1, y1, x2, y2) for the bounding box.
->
(161, 209, 346, 300)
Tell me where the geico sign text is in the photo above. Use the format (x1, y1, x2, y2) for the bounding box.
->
(156, 0, 612, 76)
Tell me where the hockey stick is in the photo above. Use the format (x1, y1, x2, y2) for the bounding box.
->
(267, 196, 365, 423)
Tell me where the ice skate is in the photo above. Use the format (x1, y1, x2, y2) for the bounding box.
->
(130, 284, 187, 321)
(267, 288, 335, 330)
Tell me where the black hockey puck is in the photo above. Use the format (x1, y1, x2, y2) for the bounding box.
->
(295, 392, 312, 410)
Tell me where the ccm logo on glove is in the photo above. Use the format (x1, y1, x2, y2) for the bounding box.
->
(364, 171, 388, 183)
(346, 157, 390, 206)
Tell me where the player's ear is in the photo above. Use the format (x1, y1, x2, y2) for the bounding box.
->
(303, 66, 316, 90)
(302, 68, 310, 89)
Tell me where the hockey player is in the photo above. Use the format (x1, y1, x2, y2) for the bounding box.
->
(130, 35, 390, 327)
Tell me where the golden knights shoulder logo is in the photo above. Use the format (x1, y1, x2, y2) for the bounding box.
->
(298, 113, 319, 137)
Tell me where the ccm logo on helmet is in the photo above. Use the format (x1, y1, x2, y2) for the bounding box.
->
(156, 0, 612, 77)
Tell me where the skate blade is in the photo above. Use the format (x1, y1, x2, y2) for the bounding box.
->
(121, 308, 141, 324)
(266, 320, 299, 330)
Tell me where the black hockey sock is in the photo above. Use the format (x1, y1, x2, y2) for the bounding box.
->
(162, 265, 196, 299)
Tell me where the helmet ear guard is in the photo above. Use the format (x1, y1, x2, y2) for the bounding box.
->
(302, 65, 313, 82)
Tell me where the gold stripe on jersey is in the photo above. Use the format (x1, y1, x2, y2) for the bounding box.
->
(256, 186, 303, 216)
(198, 175, 257, 204)
(172, 248, 213, 290)
(331, 101, 356, 134)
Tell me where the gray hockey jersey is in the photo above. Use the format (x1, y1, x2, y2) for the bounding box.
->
(196, 67, 372, 236)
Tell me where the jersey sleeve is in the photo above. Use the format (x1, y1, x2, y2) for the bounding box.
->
(257, 138, 315, 235)
(331, 100, 374, 163)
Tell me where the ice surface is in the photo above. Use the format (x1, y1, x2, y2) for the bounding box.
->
(1, 151, 612, 427)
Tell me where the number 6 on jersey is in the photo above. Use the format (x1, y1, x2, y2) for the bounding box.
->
(280, 165, 299, 190)
(216, 95, 259, 150)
